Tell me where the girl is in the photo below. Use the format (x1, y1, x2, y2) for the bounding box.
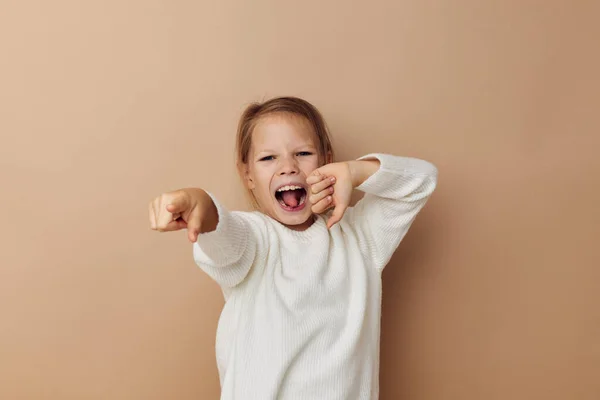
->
(148, 96, 437, 399)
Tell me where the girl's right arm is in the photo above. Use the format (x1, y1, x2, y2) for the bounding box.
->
(149, 188, 257, 288)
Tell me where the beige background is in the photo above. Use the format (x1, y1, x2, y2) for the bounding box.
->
(1, 0, 599, 399)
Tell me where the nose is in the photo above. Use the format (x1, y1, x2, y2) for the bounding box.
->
(278, 155, 299, 175)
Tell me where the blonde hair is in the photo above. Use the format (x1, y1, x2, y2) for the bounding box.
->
(235, 96, 335, 209)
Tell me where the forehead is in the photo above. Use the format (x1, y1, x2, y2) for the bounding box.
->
(251, 113, 317, 150)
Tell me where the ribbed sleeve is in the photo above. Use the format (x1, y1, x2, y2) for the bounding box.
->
(192, 192, 256, 288)
(348, 153, 438, 270)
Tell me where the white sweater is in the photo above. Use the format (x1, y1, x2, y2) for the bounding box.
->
(193, 154, 437, 400)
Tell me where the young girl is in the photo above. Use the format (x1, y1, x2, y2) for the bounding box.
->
(148, 96, 437, 399)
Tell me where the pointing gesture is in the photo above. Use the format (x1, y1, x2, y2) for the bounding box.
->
(149, 188, 218, 242)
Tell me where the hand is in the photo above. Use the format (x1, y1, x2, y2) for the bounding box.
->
(149, 188, 214, 242)
(307, 162, 354, 229)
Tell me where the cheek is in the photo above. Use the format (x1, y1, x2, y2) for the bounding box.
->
(301, 156, 320, 172)
(252, 170, 273, 198)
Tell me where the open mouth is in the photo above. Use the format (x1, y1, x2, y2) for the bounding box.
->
(275, 185, 307, 211)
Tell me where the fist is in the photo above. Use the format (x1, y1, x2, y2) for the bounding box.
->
(307, 162, 354, 229)
(148, 188, 205, 242)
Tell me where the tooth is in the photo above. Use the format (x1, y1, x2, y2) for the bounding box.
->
(277, 185, 304, 192)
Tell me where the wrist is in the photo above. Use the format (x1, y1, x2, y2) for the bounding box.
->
(348, 159, 380, 188)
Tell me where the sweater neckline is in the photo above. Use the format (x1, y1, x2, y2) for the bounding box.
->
(264, 213, 329, 242)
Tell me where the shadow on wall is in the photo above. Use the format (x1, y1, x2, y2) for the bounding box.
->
(378, 187, 447, 398)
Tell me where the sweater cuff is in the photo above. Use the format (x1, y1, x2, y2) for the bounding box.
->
(355, 153, 438, 198)
(193, 192, 249, 267)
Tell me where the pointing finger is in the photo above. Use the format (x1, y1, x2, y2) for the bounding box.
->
(186, 208, 203, 243)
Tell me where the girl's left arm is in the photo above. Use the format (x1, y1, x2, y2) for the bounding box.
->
(344, 153, 438, 270)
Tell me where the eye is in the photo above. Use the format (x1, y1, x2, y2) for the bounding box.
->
(259, 155, 274, 161)
(297, 151, 313, 156)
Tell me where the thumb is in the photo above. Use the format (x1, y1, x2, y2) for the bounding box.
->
(166, 193, 190, 215)
(327, 203, 347, 229)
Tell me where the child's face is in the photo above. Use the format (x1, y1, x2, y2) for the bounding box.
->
(245, 113, 322, 230)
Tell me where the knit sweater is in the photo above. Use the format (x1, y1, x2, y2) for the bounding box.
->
(193, 153, 437, 400)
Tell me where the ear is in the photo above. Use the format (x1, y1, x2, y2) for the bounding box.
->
(240, 162, 255, 190)
(325, 151, 333, 165)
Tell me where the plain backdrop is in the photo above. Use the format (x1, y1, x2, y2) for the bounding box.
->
(1, 1, 599, 399)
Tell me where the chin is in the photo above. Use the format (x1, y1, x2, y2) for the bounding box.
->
(272, 204, 314, 230)
(281, 213, 313, 226)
